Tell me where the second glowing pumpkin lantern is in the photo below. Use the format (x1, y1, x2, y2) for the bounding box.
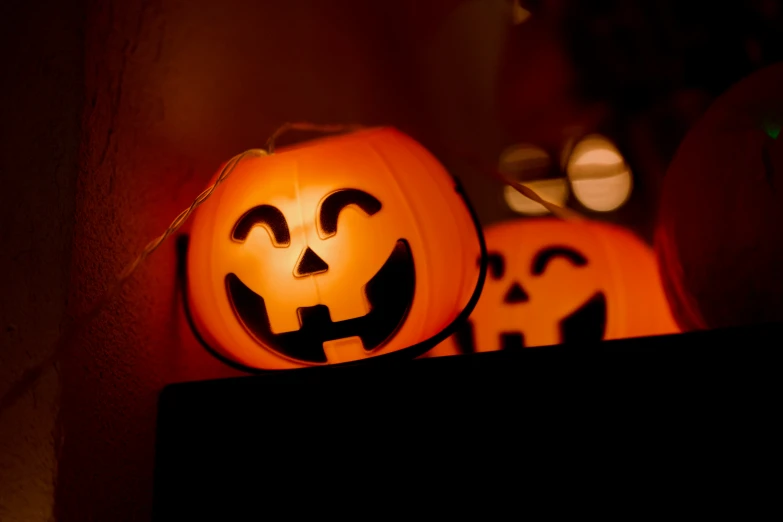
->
(185, 127, 484, 371)
(427, 218, 680, 357)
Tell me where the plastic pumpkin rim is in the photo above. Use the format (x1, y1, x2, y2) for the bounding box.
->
(176, 164, 489, 374)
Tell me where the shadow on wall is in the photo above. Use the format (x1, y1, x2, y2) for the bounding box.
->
(56, 1, 518, 520)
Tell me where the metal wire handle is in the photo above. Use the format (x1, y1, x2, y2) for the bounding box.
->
(0, 121, 582, 419)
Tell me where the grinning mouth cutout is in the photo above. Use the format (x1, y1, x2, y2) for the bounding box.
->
(453, 291, 608, 353)
(226, 239, 415, 364)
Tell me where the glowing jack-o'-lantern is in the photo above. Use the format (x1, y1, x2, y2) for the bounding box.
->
(185, 127, 483, 371)
(657, 62, 783, 330)
(427, 218, 679, 356)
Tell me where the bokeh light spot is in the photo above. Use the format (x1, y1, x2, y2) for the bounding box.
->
(566, 134, 632, 212)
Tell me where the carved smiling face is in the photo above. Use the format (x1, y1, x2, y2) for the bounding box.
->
(462, 238, 607, 352)
(427, 218, 680, 357)
(186, 127, 482, 370)
(226, 188, 415, 364)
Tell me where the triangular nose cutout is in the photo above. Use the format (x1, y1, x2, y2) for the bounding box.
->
(295, 247, 329, 277)
(504, 282, 529, 304)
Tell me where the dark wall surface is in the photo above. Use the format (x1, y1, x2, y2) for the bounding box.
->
(0, 0, 83, 519)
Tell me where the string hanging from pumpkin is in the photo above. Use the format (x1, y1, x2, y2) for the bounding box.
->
(0, 121, 578, 418)
(0, 148, 266, 418)
(495, 173, 585, 220)
(265, 122, 368, 153)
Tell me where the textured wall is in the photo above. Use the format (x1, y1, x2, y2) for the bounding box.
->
(57, 1, 510, 520)
(0, 0, 83, 520)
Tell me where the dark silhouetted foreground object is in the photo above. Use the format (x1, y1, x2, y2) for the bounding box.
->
(153, 322, 780, 519)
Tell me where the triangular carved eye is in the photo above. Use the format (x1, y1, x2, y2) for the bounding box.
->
(232, 205, 290, 247)
(318, 189, 382, 238)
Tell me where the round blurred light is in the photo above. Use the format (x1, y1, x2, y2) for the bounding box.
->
(566, 134, 632, 212)
(499, 144, 569, 215)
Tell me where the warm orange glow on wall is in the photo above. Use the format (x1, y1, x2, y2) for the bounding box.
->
(511, 0, 532, 25)
(427, 218, 679, 356)
(186, 127, 482, 370)
(567, 134, 632, 212)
